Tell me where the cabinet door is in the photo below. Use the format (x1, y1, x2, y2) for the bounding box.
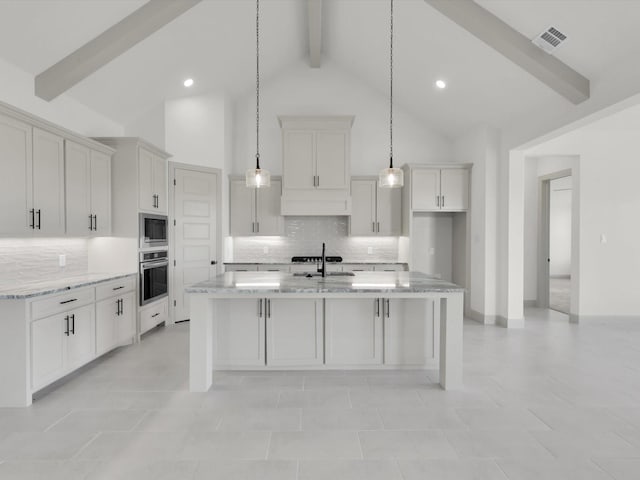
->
(214, 299, 265, 366)
(412, 168, 440, 211)
(325, 299, 383, 365)
(65, 304, 95, 371)
(31, 314, 65, 390)
(440, 168, 469, 211)
(90, 150, 112, 235)
(315, 131, 348, 189)
(0, 114, 32, 235)
(267, 299, 323, 366)
(283, 131, 315, 189)
(65, 141, 92, 236)
(138, 147, 155, 211)
(152, 154, 167, 213)
(229, 179, 256, 235)
(116, 292, 136, 345)
(350, 180, 376, 236)
(95, 297, 117, 355)
(32, 128, 65, 235)
(255, 178, 283, 235)
(384, 299, 436, 366)
(376, 184, 402, 235)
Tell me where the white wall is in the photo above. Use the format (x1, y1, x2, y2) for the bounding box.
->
(124, 102, 166, 150)
(0, 58, 123, 137)
(233, 59, 452, 177)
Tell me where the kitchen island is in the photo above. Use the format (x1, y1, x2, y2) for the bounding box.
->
(186, 271, 465, 391)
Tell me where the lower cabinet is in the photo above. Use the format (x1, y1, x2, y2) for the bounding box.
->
(139, 298, 168, 335)
(324, 298, 383, 365)
(31, 303, 95, 391)
(96, 291, 135, 355)
(213, 299, 266, 367)
(266, 298, 323, 366)
(384, 299, 438, 366)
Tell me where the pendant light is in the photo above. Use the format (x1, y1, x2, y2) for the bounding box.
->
(379, 0, 403, 188)
(246, 0, 271, 188)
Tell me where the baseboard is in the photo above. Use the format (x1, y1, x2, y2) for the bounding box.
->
(523, 300, 537, 308)
(496, 316, 525, 328)
(467, 309, 497, 325)
(569, 314, 640, 324)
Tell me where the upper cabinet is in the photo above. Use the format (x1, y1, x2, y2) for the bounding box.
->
(350, 177, 401, 236)
(407, 165, 470, 212)
(0, 105, 112, 237)
(65, 140, 111, 236)
(279, 116, 353, 216)
(229, 177, 284, 236)
(138, 147, 167, 213)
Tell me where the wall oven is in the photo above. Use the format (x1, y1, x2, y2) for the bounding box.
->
(139, 213, 168, 249)
(139, 250, 168, 306)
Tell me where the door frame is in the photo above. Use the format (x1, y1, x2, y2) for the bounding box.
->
(168, 161, 222, 324)
(537, 168, 572, 310)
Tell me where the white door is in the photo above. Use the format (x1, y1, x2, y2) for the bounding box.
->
(412, 168, 440, 211)
(229, 179, 255, 236)
(90, 150, 112, 235)
(316, 131, 348, 189)
(65, 141, 91, 236)
(31, 313, 65, 390)
(255, 178, 283, 235)
(377, 184, 402, 235)
(32, 128, 65, 235)
(0, 114, 32, 235)
(116, 291, 136, 344)
(440, 169, 469, 211)
(138, 147, 155, 211)
(283, 131, 315, 189)
(95, 297, 117, 355)
(65, 304, 95, 370)
(214, 299, 265, 366)
(350, 180, 376, 236)
(325, 298, 383, 365)
(172, 167, 218, 322)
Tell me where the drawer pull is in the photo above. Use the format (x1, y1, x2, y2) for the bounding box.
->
(112, 286, 125, 291)
(59, 298, 78, 305)
(151, 313, 160, 318)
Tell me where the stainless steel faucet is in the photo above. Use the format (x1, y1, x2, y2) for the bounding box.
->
(317, 242, 326, 277)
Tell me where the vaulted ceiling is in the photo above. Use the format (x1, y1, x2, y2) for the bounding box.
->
(1, 0, 639, 138)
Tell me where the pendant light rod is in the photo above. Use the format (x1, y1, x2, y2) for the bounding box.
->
(389, 0, 393, 169)
(255, 0, 260, 170)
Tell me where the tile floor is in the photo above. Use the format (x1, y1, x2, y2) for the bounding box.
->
(1, 308, 640, 479)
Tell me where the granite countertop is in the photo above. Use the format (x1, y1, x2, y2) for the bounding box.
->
(224, 261, 409, 265)
(0, 272, 137, 299)
(186, 271, 463, 295)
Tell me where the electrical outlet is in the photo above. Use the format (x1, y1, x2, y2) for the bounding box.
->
(58, 254, 66, 267)
(367, 247, 373, 255)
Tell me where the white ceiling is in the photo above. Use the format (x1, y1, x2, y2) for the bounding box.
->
(1, 0, 639, 138)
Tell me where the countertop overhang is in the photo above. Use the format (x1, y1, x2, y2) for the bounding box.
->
(186, 271, 464, 296)
(0, 272, 137, 299)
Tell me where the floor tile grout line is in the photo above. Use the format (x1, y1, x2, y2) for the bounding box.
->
(588, 458, 618, 480)
(356, 430, 364, 460)
(265, 431, 272, 460)
(493, 458, 513, 480)
(43, 409, 75, 432)
(70, 431, 101, 461)
(128, 409, 152, 432)
(295, 459, 300, 480)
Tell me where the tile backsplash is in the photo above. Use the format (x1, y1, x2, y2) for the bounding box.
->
(0, 238, 88, 286)
(231, 216, 399, 262)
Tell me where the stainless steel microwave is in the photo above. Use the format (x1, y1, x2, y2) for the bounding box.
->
(139, 213, 168, 249)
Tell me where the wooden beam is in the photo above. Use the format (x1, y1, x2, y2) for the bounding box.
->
(35, 0, 202, 101)
(424, 0, 590, 104)
(308, 0, 322, 68)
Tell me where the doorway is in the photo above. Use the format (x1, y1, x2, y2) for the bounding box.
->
(539, 172, 572, 314)
(169, 162, 221, 323)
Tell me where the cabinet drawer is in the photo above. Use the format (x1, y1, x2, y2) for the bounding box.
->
(140, 298, 168, 334)
(96, 277, 136, 301)
(31, 287, 95, 320)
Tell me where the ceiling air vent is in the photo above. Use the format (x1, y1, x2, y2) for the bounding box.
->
(532, 26, 567, 54)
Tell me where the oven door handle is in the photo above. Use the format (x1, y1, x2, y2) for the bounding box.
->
(141, 260, 169, 270)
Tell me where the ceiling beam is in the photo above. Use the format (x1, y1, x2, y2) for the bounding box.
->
(308, 0, 322, 68)
(35, 0, 202, 101)
(424, 0, 590, 104)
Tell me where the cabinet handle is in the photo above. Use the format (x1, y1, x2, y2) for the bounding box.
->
(112, 286, 124, 291)
(375, 298, 380, 317)
(377, 222, 380, 233)
(442, 195, 445, 207)
(64, 315, 70, 336)
(88, 214, 93, 231)
(256, 222, 259, 233)
(151, 312, 160, 318)
(316, 175, 319, 187)
(70, 314, 75, 334)
(36, 209, 41, 229)
(267, 299, 271, 318)
(59, 298, 77, 305)
(372, 222, 375, 233)
(258, 298, 262, 317)
(436, 196, 440, 207)
(156, 195, 159, 209)
(29, 209, 35, 229)
(251, 222, 255, 233)
(93, 215, 97, 231)
(385, 299, 390, 318)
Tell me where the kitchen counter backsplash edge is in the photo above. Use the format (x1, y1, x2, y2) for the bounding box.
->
(0, 272, 137, 300)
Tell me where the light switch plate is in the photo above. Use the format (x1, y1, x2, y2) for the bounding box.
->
(367, 247, 373, 254)
(58, 254, 66, 267)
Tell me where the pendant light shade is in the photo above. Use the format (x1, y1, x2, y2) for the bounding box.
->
(379, 0, 403, 188)
(246, 0, 270, 188)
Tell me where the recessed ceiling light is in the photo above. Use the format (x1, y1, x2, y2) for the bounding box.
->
(435, 80, 446, 89)
(183, 78, 194, 87)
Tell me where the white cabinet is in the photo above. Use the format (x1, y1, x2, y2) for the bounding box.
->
(65, 140, 112, 236)
(350, 177, 401, 236)
(0, 114, 32, 235)
(139, 297, 168, 335)
(411, 167, 469, 212)
(229, 177, 283, 236)
(31, 128, 66, 235)
(325, 299, 383, 365)
(384, 299, 437, 366)
(31, 302, 95, 391)
(95, 278, 136, 355)
(279, 116, 353, 215)
(266, 298, 323, 366)
(213, 299, 265, 367)
(139, 146, 167, 213)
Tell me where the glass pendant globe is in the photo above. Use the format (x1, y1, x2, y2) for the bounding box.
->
(378, 167, 404, 188)
(245, 168, 271, 188)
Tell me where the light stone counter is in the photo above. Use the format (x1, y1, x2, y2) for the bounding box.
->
(187, 271, 464, 392)
(0, 272, 137, 299)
